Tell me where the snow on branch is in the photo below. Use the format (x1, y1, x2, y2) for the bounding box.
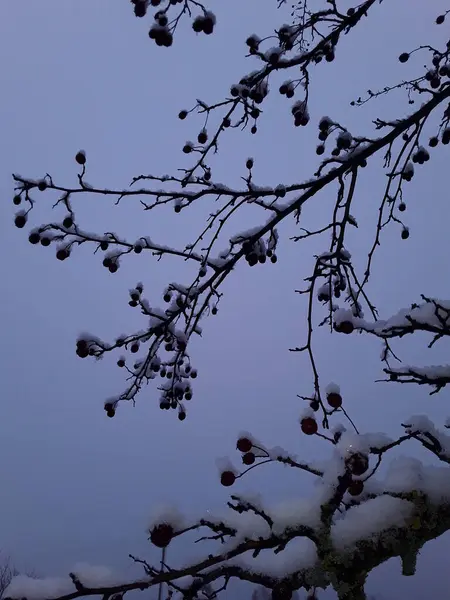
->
(12, 81, 450, 416)
(356, 296, 450, 342)
(5, 415, 450, 600)
(340, 296, 450, 393)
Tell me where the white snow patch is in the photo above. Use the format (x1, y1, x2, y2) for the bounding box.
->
(332, 496, 414, 549)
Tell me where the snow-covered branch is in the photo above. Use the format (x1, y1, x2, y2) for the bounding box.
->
(5, 417, 450, 600)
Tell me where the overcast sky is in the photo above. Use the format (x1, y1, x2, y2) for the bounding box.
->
(1, 1, 449, 598)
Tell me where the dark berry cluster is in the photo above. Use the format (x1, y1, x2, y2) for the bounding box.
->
(236, 436, 255, 466)
(245, 34, 261, 54)
(230, 79, 269, 105)
(192, 12, 215, 35)
(102, 253, 120, 273)
(398, 19, 450, 94)
(315, 117, 368, 165)
(279, 80, 295, 99)
(242, 239, 277, 266)
(411, 146, 430, 165)
(291, 100, 309, 127)
(317, 276, 346, 303)
(149, 23, 173, 46)
(130, 0, 147, 17)
(277, 24, 296, 51)
(128, 283, 143, 307)
(219, 436, 257, 487)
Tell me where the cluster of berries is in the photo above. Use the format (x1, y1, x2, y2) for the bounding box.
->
(220, 436, 256, 487)
(242, 239, 277, 266)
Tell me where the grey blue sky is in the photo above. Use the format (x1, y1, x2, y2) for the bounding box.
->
(1, 1, 449, 598)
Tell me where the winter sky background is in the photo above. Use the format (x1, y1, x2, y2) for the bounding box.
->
(1, 0, 449, 598)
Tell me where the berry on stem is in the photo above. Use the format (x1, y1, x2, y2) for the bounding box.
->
(14, 214, 27, 228)
(348, 479, 364, 496)
(28, 232, 40, 244)
(301, 417, 318, 435)
(335, 320, 354, 334)
(327, 392, 342, 408)
(63, 216, 73, 228)
(150, 524, 174, 548)
(237, 437, 253, 453)
(242, 452, 255, 465)
(220, 471, 236, 487)
(75, 151, 86, 165)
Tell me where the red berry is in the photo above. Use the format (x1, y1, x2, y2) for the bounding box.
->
(327, 392, 342, 408)
(242, 452, 255, 465)
(348, 479, 364, 496)
(237, 437, 252, 453)
(220, 471, 236, 487)
(336, 320, 354, 334)
(301, 417, 318, 435)
(150, 524, 173, 548)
